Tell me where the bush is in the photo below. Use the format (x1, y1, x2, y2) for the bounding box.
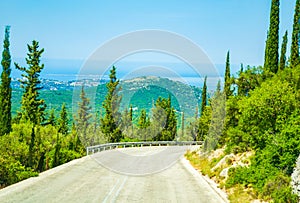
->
(263, 174, 298, 203)
(0, 155, 37, 187)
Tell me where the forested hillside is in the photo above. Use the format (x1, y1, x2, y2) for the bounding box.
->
(11, 76, 202, 125)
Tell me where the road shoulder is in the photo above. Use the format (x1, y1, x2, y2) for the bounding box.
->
(181, 157, 229, 203)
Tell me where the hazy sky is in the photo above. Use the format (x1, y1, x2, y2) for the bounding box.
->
(0, 0, 295, 69)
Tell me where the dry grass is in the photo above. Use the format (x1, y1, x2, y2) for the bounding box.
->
(185, 150, 257, 203)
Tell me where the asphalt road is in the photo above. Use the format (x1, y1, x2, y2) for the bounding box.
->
(0, 146, 227, 203)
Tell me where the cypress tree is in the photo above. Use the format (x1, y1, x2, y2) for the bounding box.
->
(138, 109, 150, 141)
(291, 0, 300, 68)
(201, 76, 207, 115)
(0, 26, 12, 135)
(100, 66, 122, 142)
(264, 0, 280, 73)
(52, 133, 61, 167)
(58, 103, 69, 135)
(15, 40, 46, 125)
(224, 51, 232, 97)
(129, 105, 133, 122)
(138, 109, 148, 129)
(181, 111, 185, 138)
(216, 80, 221, 95)
(279, 30, 288, 70)
(238, 64, 245, 96)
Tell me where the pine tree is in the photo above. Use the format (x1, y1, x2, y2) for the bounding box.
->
(47, 109, 56, 126)
(15, 40, 46, 125)
(0, 26, 12, 135)
(224, 51, 232, 97)
(75, 86, 92, 143)
(69, 122, 83, 153)
(291, 0, 300, 68)
(279, 31, 288, 71)
(100, 66, 122, 142)
(264, 0, 280, 73)
(58, 103, 69, 135)
(201, 76, 207, 115)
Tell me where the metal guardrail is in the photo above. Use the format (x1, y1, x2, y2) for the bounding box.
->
(86, 141, 203, 155)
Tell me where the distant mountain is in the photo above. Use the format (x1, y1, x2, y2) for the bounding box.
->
(11, 76, 203, 120)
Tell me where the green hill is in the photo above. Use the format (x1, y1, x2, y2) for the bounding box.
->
(12, 76, 203, 122)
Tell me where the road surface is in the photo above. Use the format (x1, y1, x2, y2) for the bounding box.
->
(0, 146, 227, 203)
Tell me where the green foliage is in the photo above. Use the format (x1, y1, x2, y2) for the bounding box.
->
(236, 66, 262, 96)
(224, 51, 232, 97)
(100, 66, 123, 142)
(203, 84, 226, 151)
(197, 106, 211, 141)
(119, 108, 134, 139)
(121, 76, 201, 119)
(264, 0, 280, 73)
(200, 76, 207, 115)
(75, 86, 93, 146)
(138, 109, 149, 129)
(0, 26, 12, 136)
(0, 155, 38, 187)
(0, 123, 36, 187)
(279, 30, 288, 71)
(223, 64, 300, 201)
(290, 0, 300, 68)
(152, 96, 177, 141)
(15, 40, 46, 125)
(137, 109, 150, 141)
(235, 79, 296, 150)
(47, 108, 56, 126)
(58, 103, 68, 135)
(180, 111, 185, 138)
(226, 164, 298, 202)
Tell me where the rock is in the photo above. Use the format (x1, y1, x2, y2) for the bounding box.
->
(291, 155, 300, 198)
(220, 167, 230, 178)
(212, 154, 235, 171)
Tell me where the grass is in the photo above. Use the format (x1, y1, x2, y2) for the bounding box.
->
(227, 185, 256, 203)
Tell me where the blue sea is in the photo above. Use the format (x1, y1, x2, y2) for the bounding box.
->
(11, 58, 242, 90)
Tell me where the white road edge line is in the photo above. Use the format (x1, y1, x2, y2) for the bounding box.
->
(112, 176, 128, 203)
(102, 179, 120, 203)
